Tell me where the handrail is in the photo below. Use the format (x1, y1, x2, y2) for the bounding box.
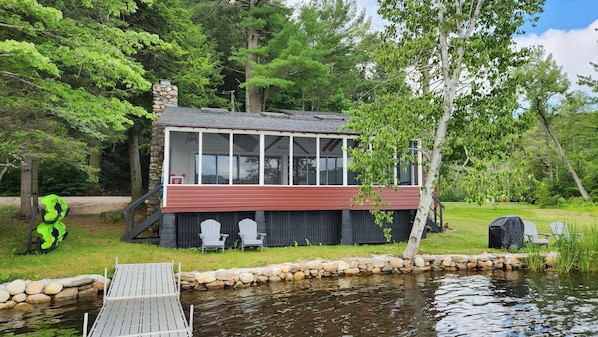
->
(122, 184, 163, 214)
(433, 196, 445, 232)
(122, 184, 163, 242)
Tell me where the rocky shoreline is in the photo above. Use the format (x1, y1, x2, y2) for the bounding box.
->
(0, 252, 556, 311)
(0, 275, 110, 311)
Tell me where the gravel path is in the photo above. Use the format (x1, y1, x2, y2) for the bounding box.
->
(0, 196, 131, 215)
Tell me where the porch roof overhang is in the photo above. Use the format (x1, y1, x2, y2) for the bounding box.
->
(156, 107, 357, 135)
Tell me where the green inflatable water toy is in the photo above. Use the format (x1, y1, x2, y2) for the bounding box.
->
(36, 194, 69, 252)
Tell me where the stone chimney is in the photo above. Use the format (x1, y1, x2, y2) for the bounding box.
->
(147, 80, 178, 214)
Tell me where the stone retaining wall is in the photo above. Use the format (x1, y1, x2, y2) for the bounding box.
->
(0, 275, 110, 311)
(0, 253, 557, 311)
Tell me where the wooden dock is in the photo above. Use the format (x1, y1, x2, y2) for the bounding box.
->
(85, 262, 193, 337)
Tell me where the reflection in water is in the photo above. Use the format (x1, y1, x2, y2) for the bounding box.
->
(3, 272, 598, 336)
(0, 297, 102, 336)
(187, 273, 439, 336)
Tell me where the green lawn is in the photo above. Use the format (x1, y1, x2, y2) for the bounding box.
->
(1, 202, 596, 282)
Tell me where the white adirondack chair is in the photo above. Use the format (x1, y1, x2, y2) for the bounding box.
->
(550, 221, 582, 243)
(199, 219, 228, 253)
(238, 218, 267, 252)
(523, 220, 550, 246)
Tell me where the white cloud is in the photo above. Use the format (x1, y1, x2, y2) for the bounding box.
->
(514, 19, 598, 93)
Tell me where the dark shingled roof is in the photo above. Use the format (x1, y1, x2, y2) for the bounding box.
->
(156, 107, 356, 135)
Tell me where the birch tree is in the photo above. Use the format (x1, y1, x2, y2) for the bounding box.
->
(345, 0, 544, 258)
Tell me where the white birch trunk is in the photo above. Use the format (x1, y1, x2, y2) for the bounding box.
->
(401, 1, 483, 258)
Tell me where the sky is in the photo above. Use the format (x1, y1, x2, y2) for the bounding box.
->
(516, 0, 598, 92)
(352, 0, 598, 92)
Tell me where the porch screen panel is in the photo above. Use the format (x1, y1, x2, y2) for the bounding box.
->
(398, 160, 412, 185)
(397, 141, 419, 186)
(264, 135, 287, 185)
(319, 138, 343, 185)
(233, 133, 259, 184)
(347, 139, 358, 185)
(202, 133, 230, 184)
(293, 137, 316, 185)
(168, 131, 198, 184)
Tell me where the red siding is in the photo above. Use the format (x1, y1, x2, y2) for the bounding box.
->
(162, 185, 420, 213)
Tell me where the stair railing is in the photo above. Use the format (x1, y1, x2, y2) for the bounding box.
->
(121, 184, 163, 242)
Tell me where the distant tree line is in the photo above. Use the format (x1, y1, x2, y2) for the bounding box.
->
(1, 0, 596, 225)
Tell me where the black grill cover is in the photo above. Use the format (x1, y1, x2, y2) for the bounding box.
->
(488, 216, 524, 249)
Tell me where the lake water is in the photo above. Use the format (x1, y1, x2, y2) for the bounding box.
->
(2, 270, 598, 336)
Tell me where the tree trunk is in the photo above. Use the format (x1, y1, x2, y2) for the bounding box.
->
(20, 156, 32, 218)
(32, 158, 39, 210)
(246, 0, 261, 113)
(402, 4, 462, 259)
(90, 150, 101, 183)
(402, 111, 450, 259)
(128, 129, 143, 201)
(537, 110, 591, 201)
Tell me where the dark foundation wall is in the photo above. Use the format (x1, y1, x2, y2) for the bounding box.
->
(265, 211, 342, 246)
(170, 209, 416, 249)
(176, 211, 254, 249)
(350, 210, 415, 244)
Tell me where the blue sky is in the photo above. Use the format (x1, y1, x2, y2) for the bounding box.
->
(515, 0, 598, 91)
(286, 0, 598, 92)
(522, 0, 598, 34)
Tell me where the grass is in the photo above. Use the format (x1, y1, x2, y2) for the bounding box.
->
(1, 202, 597, 283)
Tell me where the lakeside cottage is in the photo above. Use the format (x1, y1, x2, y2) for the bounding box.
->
(122, 81, 442, 249)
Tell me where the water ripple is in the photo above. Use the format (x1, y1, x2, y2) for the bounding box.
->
(3, 272, 598, 336)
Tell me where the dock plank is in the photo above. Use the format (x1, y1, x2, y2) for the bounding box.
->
(88, 262, 191, 337)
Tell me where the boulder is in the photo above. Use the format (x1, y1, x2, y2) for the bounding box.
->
(93, 276, 110, 292)
(215, 270, 234, 281)
(26, 281, 45, 295)
(293, 271, 305, 280)
(12, 293, 27, 303)
(205, 280, 225, 289)
(0, 300, 16, 310)
(13, 302, 35, 312)
(323, 262, 338, 272)
(337, 261, 350, 272)
(0, 290, 10, 303)
(6, 279, 26, 295)
(196, 272, 216, 284)
(78, 287, 98, 298)
(389, 258, 404, 269)
(239, 272, 254, 284)
(44, 283, 63, 295)
(344, 268, 360, 275)
(65, 277, 94, 288)
(26, 293, 52, 304)
(54, 287, 78, 301)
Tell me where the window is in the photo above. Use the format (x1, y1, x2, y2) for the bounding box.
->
(201, 133, 230, 184)
(234, 155, 259, 184)
(319, 138, 343, 185)
(168, 131, 198, 184)
(264, 156, 282, 184)
(201, 154, 230, 184)
(397, 141, 419, 185)
(347, 139, 358, 185)
(293, 137, 316, 185)
(233, 134, 259, 184)
(319, 157, 343, 185)
(175, 130, 369, 187)
(264, 135, 287, 185)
